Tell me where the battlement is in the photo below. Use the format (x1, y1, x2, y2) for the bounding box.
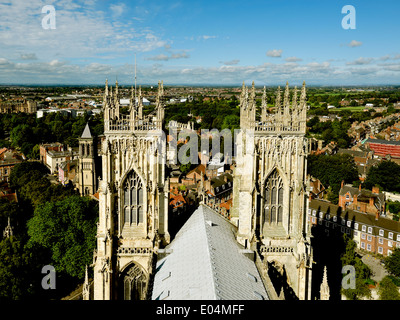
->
(102, 79, 165, 134)
(105, 116, 162, 133)
(240, 81, 307, 135)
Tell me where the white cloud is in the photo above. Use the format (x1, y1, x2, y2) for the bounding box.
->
(1, 56, 399, 86)
(110, 3, 127, 18)
(145, 52, 190, 61)
(348, 40, 363, 47)
(0, 0, 167, 62)
(346, 57, 374, 65)
(266, 49, 282, 58)
(285, 56, 302, 62)
(200, 35, 217, 40)
(220, 59, 240, 65)
(20, 53, 38, 60)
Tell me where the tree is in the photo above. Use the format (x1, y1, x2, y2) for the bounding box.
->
(378, 276, 400, 300)
(341, 234, 372, 300)
(221, 114, 240, 132)
(0, 236, 34, 300)
(27, 196, 98, 280)
(365, 161, 400, 192)
(9, 161, 49, 190)
(385, 248, 400, 278)
(308, 153, 359, 204)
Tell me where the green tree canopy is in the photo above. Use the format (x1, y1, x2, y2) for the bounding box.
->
(27, 196, 98, 280)
(385, 248, 400, 278)
(340, 234, 372, 300)
(0, 236, 35, 300)
(378, 276, 400, 300)
(364, 161, 400, 192)
(308, 153, 359, 204)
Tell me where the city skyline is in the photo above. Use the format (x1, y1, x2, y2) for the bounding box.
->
(0, 0, 400, 86)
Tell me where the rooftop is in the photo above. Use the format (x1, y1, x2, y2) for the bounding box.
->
(152, 204, 269, 300)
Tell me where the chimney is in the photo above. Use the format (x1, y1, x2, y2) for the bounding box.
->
(341, 180, 344, 189)
(372, 186, 379, 194)
(359, 183, 362, 192)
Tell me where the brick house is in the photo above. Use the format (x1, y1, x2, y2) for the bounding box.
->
(338, 182, 385, 216)
(0, 148, 24, 183)
(309, 199, 400, 257)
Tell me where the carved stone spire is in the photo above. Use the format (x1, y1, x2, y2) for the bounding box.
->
(83, 265, 90, 300)
(320, 266, 330, 300)
(292, 86, 298, 127)
(240, 81, 246, 103)
(156, 81, 164, 123)
(275, 85, 282, 126)
(103, 79, 110, 121)
(114, 80, 120, 119)
(3, 217, 13, 239)
(105, 79, 109, 96)
(299, 81, 307, 130)
(239, 82, 249, 129)
(261, 86, 267, 122)
(283, 81, 290, 109)
(250, 81, 256, 109)
(292, 86, 298, 111)
(275, 86, 282, 110)
(138, 85, 143, 119)
(300, 81, 306, 106)
(283, 82, 290, 125)
(115, 79, 119, 98)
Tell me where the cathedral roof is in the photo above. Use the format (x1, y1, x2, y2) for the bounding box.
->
(151, 204, 269, 300)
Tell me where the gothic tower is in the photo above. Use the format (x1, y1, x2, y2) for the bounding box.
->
(78, 123, 97, 196)
(93, 80, 169, 300)
(232, 81, 313, 300)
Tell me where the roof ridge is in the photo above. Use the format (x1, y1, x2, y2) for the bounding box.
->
(200, 205, 219, 300)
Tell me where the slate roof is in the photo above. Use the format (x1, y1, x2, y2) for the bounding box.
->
(152, 204, 269, 300)
(81, 123, 92, 139)
(339, 184, 385, 204)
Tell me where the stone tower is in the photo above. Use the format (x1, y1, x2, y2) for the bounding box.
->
(232, 81, 313, 300)
(320, 266, 330, 300)
(78, 123, 97, 196)
(93, 80, 169, 300)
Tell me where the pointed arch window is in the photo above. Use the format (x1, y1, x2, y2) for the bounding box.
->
(121, 264, 147, 300)
(123, 171, 144, 226)
(264, 170, 284, 225)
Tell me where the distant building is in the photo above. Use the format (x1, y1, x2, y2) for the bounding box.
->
(309, 199, 400, 257)
(44, 146, 78, 174)
(0, 99, 37, 114)
(58, 159, 78, 186)
(77, 123, 98, 196)
(204, 172, 233, 219)
(0, 148, 25, 183)
(365, 138, 400, 158)
(308, 177, 326, 200)
(338, 183, 385, 216)
(40, 142, 64, 164)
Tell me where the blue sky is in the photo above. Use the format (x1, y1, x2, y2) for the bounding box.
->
(0, 0, 399, 86)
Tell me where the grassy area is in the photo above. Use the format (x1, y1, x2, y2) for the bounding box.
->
(330, 106, 368, 112)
